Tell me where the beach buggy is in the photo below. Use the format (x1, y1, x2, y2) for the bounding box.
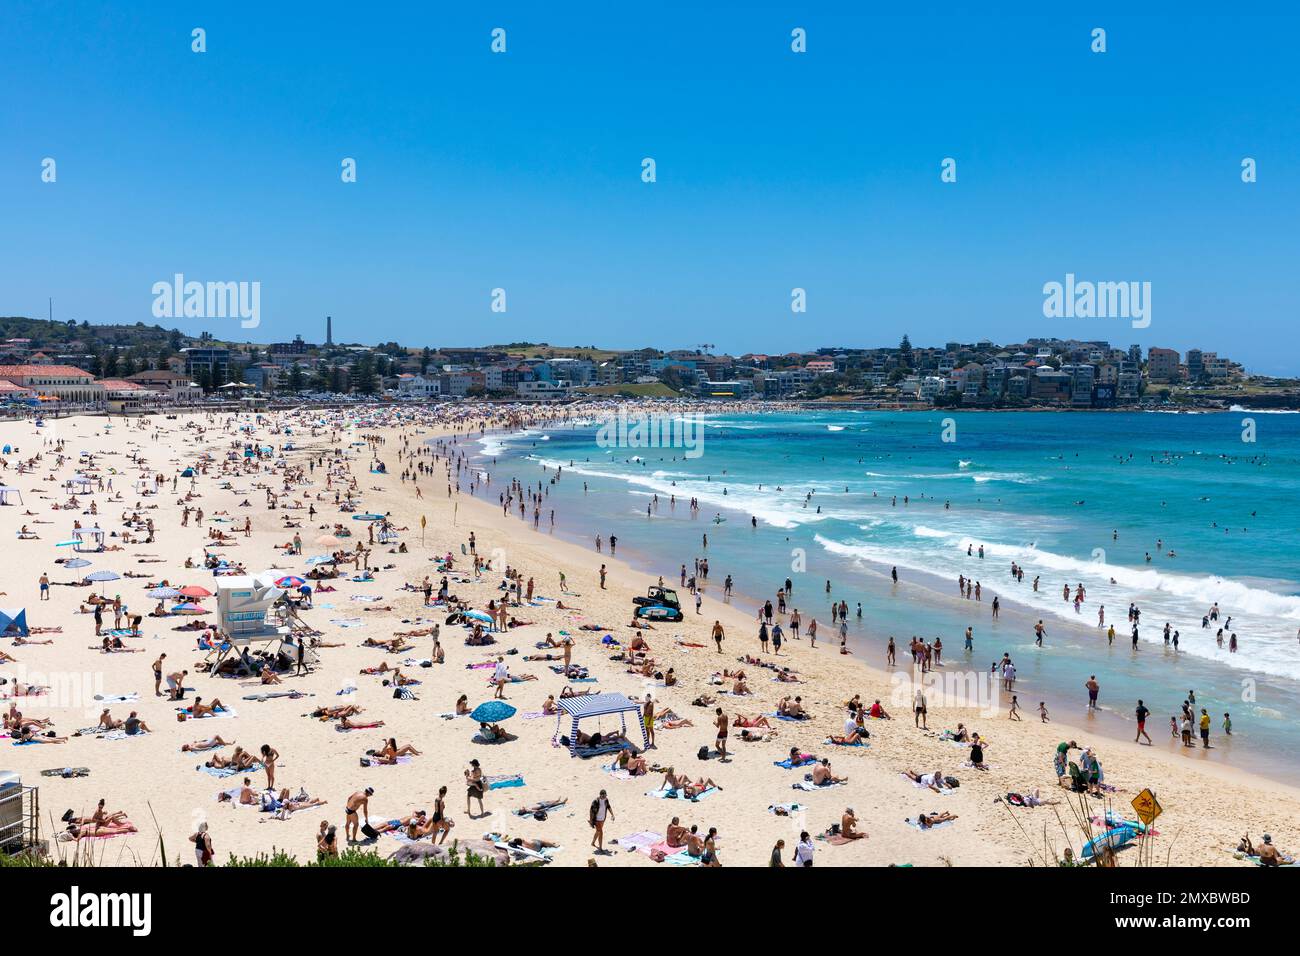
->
(632, 586, 684, 623)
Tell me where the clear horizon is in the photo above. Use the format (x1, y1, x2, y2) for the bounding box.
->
(2, 4, 1298, 374)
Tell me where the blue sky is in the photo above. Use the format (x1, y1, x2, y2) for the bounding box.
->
(2, 4, 1298, 372)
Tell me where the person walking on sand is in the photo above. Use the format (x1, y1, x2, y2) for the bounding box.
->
(493, 656, 509, 699)
(39, 572, 49, 601)
(599, 564, 607, 589)
(590, 789, 614, 853)
(914, 688, 928, 729)
(712, 620, 725, 654)
(465, 760, 486, 817)
(1134, 699, 1152, 745)
(715, 708, 729, 761)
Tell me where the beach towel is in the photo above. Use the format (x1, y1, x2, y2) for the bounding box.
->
(771, 712, 810, 722)
(767, 803, 804, 815)
(179, 708, 237, 719)
(905, 817, 956, 831)
(645, 786, 717, 802)
(97, 729, 151, 741)
(774, 756, 817, 769)
(519, 711, 548, 720)
(514, 799, 567, 817)
(792, 779, 844, 792)
(1234, 852, 1297, 867)
(486, 774, 525, 790)
(818, 832, 859, 846)
(199, 761, 263, 778)
(471, 733, 517, 745)
(360, 755, 413, 767)
(662, 849, 701, 866)
(575, 741, 632, 759)
(826, 737, 868, 747)
(615, 830, 662, 851)
(61, 820, 138, 841)
(93, 692, 140, 704)
(901, 773, 955, 795)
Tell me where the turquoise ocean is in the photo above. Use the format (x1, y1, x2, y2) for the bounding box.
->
(471, 409, 1300, 780)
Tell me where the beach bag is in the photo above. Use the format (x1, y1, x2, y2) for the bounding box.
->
(360, 822, 379, 839)
(697, 746, 709, 761)
(944, 776, 960, 789)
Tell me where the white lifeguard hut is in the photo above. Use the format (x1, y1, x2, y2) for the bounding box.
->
(209, 572, 318, 671)
(216, 572, 287, 642)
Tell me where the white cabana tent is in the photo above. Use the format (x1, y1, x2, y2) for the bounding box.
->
(553, 693, 649, 757)
(72, 527, 106, 552)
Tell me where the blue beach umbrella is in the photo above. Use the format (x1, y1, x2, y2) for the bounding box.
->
(84, 569, 121, 595)
(148, 586, 181, 599)
(470, 701, 517, 723)
(63, 558, 92, 569)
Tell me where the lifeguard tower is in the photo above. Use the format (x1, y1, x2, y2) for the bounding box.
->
(208, 572, 318, 671)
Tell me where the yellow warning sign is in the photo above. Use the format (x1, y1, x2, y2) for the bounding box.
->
(1131, 788, 1162, 826)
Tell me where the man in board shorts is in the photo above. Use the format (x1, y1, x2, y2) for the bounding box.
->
(1134, 699, 1152, 744)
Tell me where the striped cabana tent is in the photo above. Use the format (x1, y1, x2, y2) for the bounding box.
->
(554, 693, 648, 757)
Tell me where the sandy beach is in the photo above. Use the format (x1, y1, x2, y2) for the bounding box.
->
(2, 406, 1297, 868)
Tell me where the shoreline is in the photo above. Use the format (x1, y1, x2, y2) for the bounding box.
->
(465, 423, 1300, 802)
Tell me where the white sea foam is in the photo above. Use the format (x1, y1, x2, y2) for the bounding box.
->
(814, 530, 1300, 681)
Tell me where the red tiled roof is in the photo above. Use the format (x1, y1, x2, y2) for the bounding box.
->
(0, 380, 33, 392)
(98, 379, 146, 390)
(0, 364, 94, 378)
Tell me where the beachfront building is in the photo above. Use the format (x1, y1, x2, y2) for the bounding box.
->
(0, 364, 103, 406)
(439, 370, 485, 397)
(0, 379, 36, 405)
(242, 363, 281, 392)
(179, 347, 231, 386)
(98, 378, 154, 413)
(1146, 347, 1182, 383)
(517, 380, 570, 401)
(396, 374, 442, 399)
(697, 379, 754, 399)
(753, 368, 813, 398)
(1117, 371, 1142, 401)
(1030, 367, 1072, 404)
(126, 369, 204, 404)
